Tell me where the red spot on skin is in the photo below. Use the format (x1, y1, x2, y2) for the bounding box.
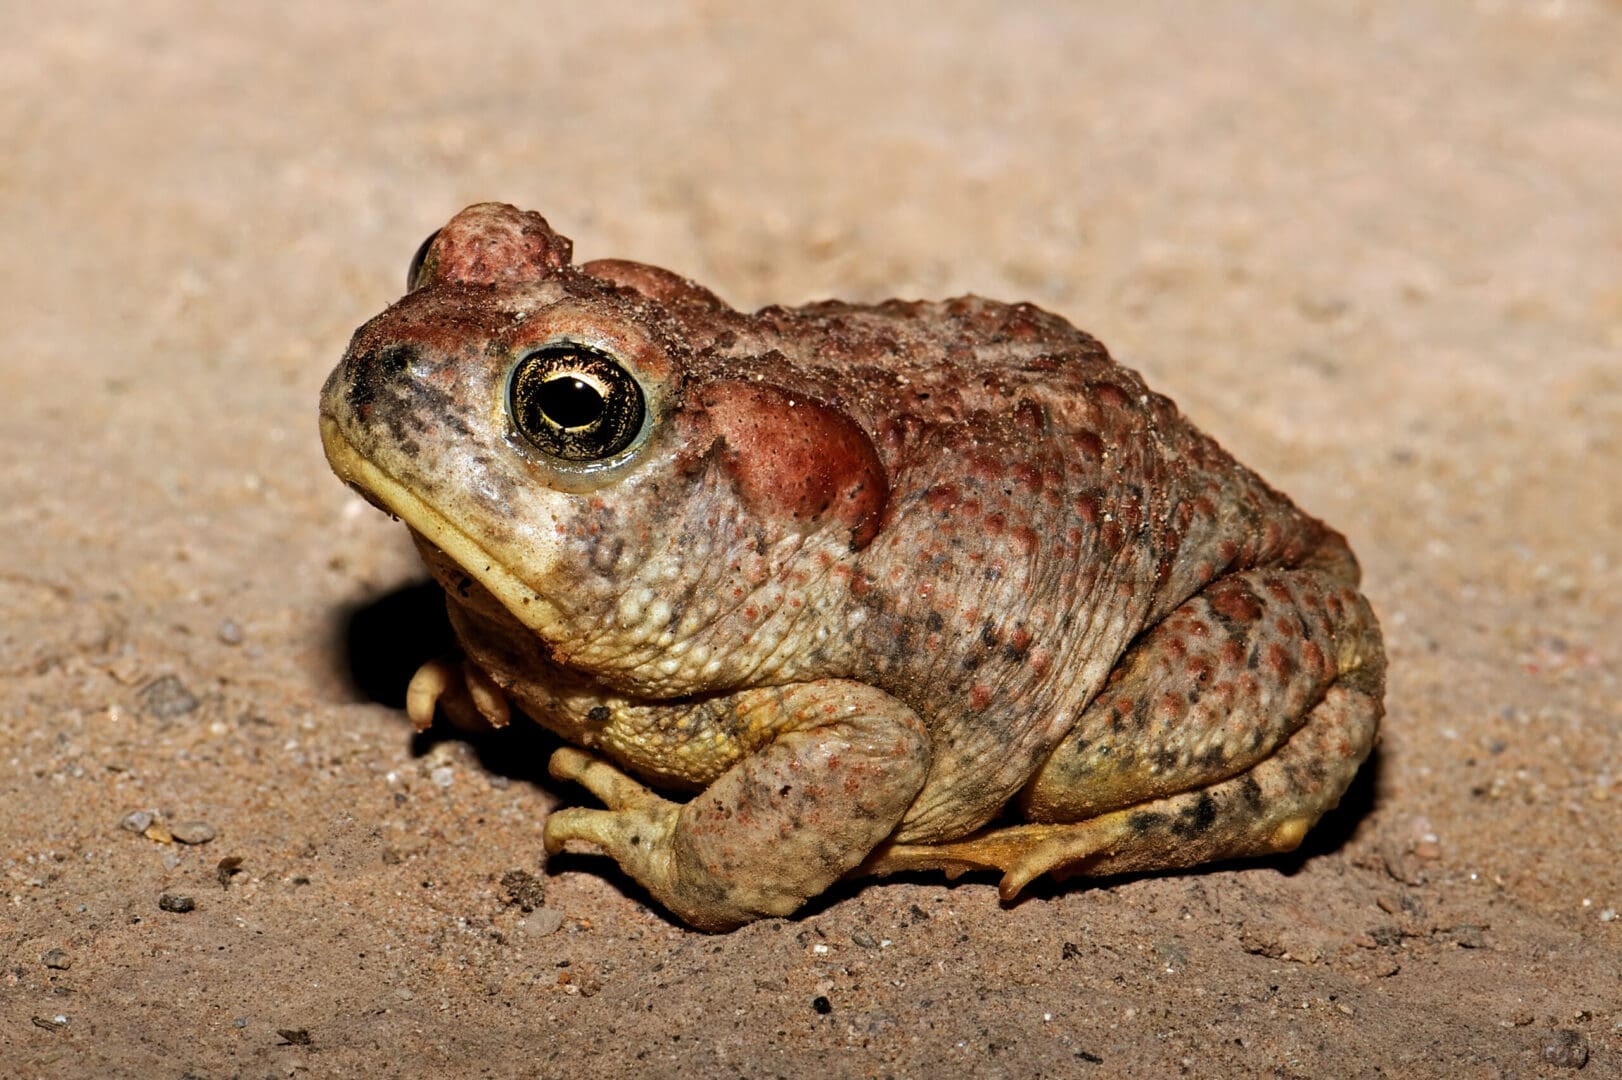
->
(1118, 495, 1142, 534)
(1012, 462, 1042, 491)
(969, 456, 1004, 482)
(927, 484, 960, 512)
(1221, 640, 1246, 666)
(700, 380, 889, 549)
(969, 685, 993, 710)
(1101, 520, 1124, 551)
(1028, 648, 1050, 676)
(1001, 305, 1046, 342)
(1093, 382, 1130, 410)
(985, 514, 1006, 536)
(1011, 526, 1038, 554)
(1265, 578, 1294, 604)
(1074, 493, 1100, 524)
(1071, 430, 1105, 458)
(1010, 626, 1033, 653)
(1303, 641, 1326, 674)
(1210, 587, 1263, 623)
(1013, 397, 1047, 432)
(1186, 656, 1214, 683)
(1265, 643, 1294, 679)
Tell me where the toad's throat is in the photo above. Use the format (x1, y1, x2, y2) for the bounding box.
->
(318, 417, 567, 637)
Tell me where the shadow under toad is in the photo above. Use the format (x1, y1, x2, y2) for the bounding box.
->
(339, 579, 568, 790)
(337, 580, 673, 920)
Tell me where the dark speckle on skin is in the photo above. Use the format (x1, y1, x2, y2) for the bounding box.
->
(344, 343, 415, 411)
(1172, 792, 1219, 838)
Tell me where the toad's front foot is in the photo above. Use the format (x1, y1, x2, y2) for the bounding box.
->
(543, 747, 682, 893)
(406, 655, 511, 732)
(541, 684, 930, 930)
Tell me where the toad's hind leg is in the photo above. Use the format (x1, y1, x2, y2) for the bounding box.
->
(862, 564, 1384, 898)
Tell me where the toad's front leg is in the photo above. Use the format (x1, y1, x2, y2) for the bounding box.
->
(543, 681, 930, 930)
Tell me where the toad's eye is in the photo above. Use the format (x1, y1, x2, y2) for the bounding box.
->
(406, 229, 441, 292)
(508, 342, 646, 462)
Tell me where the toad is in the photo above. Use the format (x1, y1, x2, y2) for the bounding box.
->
(319, 203, 1384, 930)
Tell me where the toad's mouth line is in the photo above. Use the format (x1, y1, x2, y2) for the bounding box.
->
(319, 417, 566, 635)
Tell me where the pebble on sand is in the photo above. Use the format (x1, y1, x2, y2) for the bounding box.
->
(170, 820, 216, 845)
(138, 674, 199, 718)
(522, 908, 565, 937)
(158, 894, 196, 913)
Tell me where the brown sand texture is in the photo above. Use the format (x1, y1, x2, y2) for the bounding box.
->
(3, 3, 1618, 1077)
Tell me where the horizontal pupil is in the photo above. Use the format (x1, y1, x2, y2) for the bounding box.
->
(539, 375, 605, 430)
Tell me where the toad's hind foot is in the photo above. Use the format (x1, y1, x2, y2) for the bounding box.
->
(863, 790, 1316, 902)
(863, 675, 1377, 900)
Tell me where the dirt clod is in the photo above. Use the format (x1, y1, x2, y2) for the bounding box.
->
(499, 868, 546, 911)
(1542, 1030, 1590, 1070)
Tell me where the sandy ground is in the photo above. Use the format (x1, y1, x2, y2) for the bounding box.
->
(4, 2, 1619, 1077)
